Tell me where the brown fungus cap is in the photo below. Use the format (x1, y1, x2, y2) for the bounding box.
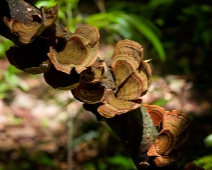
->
(96, 39, 151, 118)
(147, 110, 190, 167)
(72, 81, 107, 104)
(143, 104, 164, 128)
(48, 24, 100, 74)
(5, 37, 51, 74)
(3, 4, 59, 44)
(44, 66, 80, 90)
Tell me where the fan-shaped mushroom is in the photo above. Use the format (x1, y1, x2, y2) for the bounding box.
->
(5, 37, 51, 74)
(96, 39, 151, 118)
(113, 39, 143, 63)
(4, 17, 43, 44)
(116, 71, 149, 100)
(80, 58, 105, 84)
(48, 24, 100, 74)
(111, 39, 144, 87)
(143, 104, 164, 129)
(97, 92, 142, 118)
(148, 146, 184, 167)
(110, 54, 139, 87)
(72, 81, 107, 104)
(139, 61, 152, 87)
(44, 66, 80, 90)
(3, 4, 58, 44)
(147, 110, 190, 167)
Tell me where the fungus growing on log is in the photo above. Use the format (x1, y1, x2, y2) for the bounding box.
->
(96, 39, 152, 118)
(143, 104, 164, 130)
(3, 4, 58, 44)
(5, 37, 51, 74)
(44, 66, 80, 90)
(47, 24, 100, 74)
(2, 1, 192, 168)
(147, 110, 190, 167)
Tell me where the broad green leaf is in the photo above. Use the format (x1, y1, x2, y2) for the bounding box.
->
(122, 14, 166, 61)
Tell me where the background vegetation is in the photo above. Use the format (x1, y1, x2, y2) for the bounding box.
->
(0, 0, 212, 169)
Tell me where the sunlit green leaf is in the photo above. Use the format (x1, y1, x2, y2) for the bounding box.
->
(193, 155, 212, 170)
(204, 133, 212, 148)
(122, 14, 166, 61)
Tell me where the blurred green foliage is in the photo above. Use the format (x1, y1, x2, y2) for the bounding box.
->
(193, 155, 212, 170)
(204, 133, 212, 148)
(0, 65, 28, 99)
(35, 0, 166, 61)
(0, 38, 13, 58)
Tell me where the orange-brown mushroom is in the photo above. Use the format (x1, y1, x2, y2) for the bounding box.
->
(96, 39, 152, 118)
(148, 145, 184, 167)
(116, 71, 149, 100)
(112, 39, 143, 63)
(72, 81, 107, 104)
(143, 104, 164, 129)
(97, 92, 142, 118)
(111, 55, 139, 87)
(147, 110, 190, 167)
(48, 24, 100, 74)
(111, 39, 144, 87)
(5, 37, 51, 74)
(3, 4, 58, 44)
(44, 66, 80, 90)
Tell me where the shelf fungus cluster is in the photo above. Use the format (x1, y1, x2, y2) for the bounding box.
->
(144, 105, 190, 167)
(4, 2, 100, 90)
(4, 4, 59, 44)
(4, 2, 152, 118)
(97, 40, 152, 118)
(4, 1, 191, 168)
(72, 39, 152, 118)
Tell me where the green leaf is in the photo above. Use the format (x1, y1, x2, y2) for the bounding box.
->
(108, 155, 136, 169)
(122, 14, 166, 61)
(204, 133, 212, 148)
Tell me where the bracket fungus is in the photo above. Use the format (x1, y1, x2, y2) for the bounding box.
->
(143, 104, 164, 130)
(5, 37, 51, 74)
(111, 39, 144, 87)
(47, 24, 100, 74)
(44, 66, 80, 90)
(147, 110, 190, 167)
(96, 40, 152, 118)
(72, 81, 108, 104)
(2, 1, 192, 167)
(4, 4, 58, 44)
(97, 92, 143, 118)
(71, 59, 108, 103)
